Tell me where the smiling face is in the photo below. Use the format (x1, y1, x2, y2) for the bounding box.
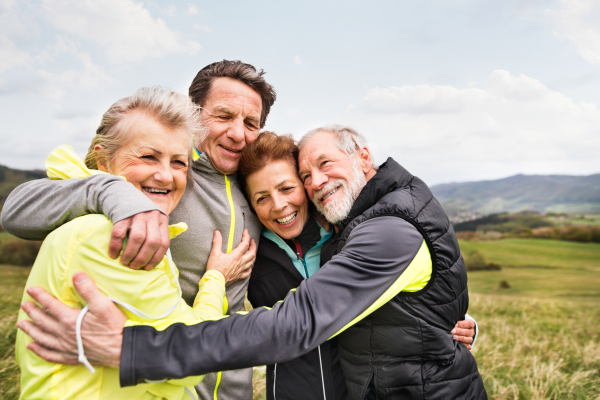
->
(99, 112, 190, 215)
(199, 77, 262, 174)
(298, 131, 375, 224)
(246, 159, 309, 239)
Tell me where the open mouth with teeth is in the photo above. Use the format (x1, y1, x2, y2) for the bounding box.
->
(144, 187, 171, 195)
(275, 211, 298, 226)
(219, 145, 242, 155)
(320, 185, 341, 202)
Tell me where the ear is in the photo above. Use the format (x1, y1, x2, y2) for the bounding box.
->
(358, 147, 373, 172)
(93, 144, 109, 172)
(357, 147, 377, 181)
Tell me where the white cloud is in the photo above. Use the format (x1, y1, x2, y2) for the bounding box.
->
(41, 0, 201, 63)
(35, 37, 116, 100)
(187, 5, 198, 15)
(347, 70, 600, 184)
(294, 55, 301, 65)
(163, 4, 176, 17)
(0, 36, 30, 73)
(194, 25, 212, 33)
(547, 0, 600, 65)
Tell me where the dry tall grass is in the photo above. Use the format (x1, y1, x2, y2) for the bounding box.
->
(469, 294, 600, 399)
(2, 264, 600, 400)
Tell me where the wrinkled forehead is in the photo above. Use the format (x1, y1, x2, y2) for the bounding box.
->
(299, 132, 348, 169)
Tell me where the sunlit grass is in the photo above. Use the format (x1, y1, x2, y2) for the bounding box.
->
(2, 236, 600, 399)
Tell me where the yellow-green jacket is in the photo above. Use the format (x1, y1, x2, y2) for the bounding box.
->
(16, 146, 227, 400)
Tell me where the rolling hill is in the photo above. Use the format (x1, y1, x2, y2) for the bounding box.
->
(431, 173, 600, 217)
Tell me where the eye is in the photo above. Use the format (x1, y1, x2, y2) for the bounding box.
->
(142, 155, 157, 161)
(245, 121, 259, 130)
(172, 160, 187, 168)
(300, 174, 310, 184)
(255, 196, 267, 204)
(282, 186, 294, 192)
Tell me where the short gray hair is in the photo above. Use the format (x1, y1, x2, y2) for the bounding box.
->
(85, 86, 204, 176)
(298, 125, 377, 170)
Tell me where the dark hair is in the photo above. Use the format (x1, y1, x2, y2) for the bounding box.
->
(238, 131, 299, 200)
(188, 60, 277, 128)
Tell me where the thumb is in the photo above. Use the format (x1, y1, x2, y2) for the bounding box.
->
(211, 231, 223, 256)
(73, 272, 111, 313)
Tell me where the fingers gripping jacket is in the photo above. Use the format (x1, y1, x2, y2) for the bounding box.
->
(75, 249, 197, 399)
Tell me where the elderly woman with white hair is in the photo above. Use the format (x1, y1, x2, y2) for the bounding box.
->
(15, 87, 252, 400)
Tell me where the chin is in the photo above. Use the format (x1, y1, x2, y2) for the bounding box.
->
(273, 227, 301, 240)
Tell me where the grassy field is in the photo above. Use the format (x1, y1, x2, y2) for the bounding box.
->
(0, 264, 30, 400)
(1, 237, 600, 399)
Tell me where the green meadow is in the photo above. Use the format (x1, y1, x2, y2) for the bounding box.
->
(1, 236, 600, 399)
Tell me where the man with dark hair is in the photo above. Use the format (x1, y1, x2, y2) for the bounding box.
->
(3, 60, 276, 400)
(5, 62, 477, 399)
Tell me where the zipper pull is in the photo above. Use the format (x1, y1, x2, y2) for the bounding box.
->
(292, 239, 303, 260)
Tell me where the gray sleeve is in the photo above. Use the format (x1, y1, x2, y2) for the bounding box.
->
(120, 217, 424, 385)
(0, 175, 163, 240)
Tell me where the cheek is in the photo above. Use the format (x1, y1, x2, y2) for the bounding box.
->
(254, 205, 272, 226)
(246, 131, 259, 144)
(117, 161, 151, 185)
(173, 170, 188, 190)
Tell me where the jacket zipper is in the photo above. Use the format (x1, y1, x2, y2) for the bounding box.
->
(292, 239, 310, 278)
(317, 345, 327, 400)
(273, 363, 277, 400)
(293, 239, 327, 399)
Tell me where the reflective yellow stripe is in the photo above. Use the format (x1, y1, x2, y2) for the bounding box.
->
(224, 174, 235, 254)
(329, 240, 432, 339)
(213, 174, 236, 400)
(192, 147, 201, 161)
(213, 371, 222, 400)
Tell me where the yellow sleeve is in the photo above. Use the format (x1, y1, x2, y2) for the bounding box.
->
(330, 240, 432, 338)
(65, 215, 229, 389)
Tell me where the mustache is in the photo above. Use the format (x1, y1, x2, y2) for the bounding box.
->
(312, 179, 345, 203)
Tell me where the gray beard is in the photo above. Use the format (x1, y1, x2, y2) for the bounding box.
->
(312, 160, 367, 224)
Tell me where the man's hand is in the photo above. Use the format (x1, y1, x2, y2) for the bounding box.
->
(17, 272, 126, 368)
(207, 229, 257, 287)
(109, 210, 170, 270)
(452, 319, 475, 350)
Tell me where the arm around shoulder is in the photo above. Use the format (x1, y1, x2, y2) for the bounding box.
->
(1, 175, 162, 240)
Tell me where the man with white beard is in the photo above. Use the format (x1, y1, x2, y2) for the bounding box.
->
(18, 125, 485, 400)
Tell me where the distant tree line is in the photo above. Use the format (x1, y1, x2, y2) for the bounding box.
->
(454, 211, 600, 243)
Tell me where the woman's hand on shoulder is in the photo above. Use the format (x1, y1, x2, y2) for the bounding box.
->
(206, 229, 257, 287)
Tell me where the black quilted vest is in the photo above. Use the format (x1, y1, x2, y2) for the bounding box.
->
(330, 158, 486, 400)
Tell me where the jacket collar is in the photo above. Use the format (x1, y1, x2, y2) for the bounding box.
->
(192, 149, 239, 185)
(338, 157, 414, 229)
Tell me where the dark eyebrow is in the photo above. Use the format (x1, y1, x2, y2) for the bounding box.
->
(213, 106, 234, 115)
(252, 179, 295, 197)
(245, 115, 260, 126)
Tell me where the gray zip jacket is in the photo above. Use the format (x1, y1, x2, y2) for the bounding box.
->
(1, 151, 261, 400)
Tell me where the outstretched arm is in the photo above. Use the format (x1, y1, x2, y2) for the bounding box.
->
(1, 175, 171, 269)
(1, 175, 159, 240)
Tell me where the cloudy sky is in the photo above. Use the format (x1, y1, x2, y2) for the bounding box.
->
(1, 0, 599, 185)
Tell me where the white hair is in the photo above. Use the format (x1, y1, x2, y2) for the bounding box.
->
(298, 124, 377, 170)
(85, 86, 205, 175)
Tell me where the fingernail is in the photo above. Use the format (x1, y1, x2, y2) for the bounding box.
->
(453, 335, 458, 340)
(74, 273, 88, 284)
(451, 329, 456, 334)
(16, 321, 22, 329)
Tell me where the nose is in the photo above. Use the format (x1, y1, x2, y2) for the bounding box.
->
(227, 116, 245, 143)
(310, 170, 328, 191)
(153, 162, 174, 185)
(271, 193, 287, 212)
